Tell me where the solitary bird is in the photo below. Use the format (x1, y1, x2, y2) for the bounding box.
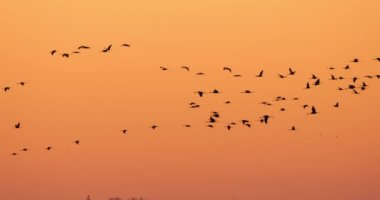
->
(223, 67, 232, 73)
(278, 74, 286, 79)
(46, 146, 52, 150)
(160, 66, 168, 71)
(314, 79, 321, 86)
(195, 91, 204, 97)
(50, 50, 57, 55)
(3, 87, 10, 92)
(74, 140, 80, 145)
(374, 58, 380, 62)
(181, 66, 190, 71)
(256, 70, 264, 77)
(350, 58, 359, 63)
(21, 148, 28, 152)
(78, 45, 90, 50)
(241, 90, 253, 94)
(121, 43, 130, 47)
(334, 102, 339, 108)
(62, 53, 70, 58)
(15, 122, 21, 129)
(290, 126, 296, 131)
(122, 129, 128, 134)
(344, 65, 350, 70)
(151, 125, 158, 130)
(309, 106, 318, 115)
(17, 82, 26, 86)
(102, 44, 112, 52)
(311, 74, 318, 80)
(196, 72, 205, 75)
(304, 82, 311, 89)
(288, 68, 296, 75)
(260, 115, 272, 124)
(210, 89, 220, 94)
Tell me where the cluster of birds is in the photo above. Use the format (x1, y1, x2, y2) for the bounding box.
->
(50, 43, 131, 58)
(3, 45, 380, 156)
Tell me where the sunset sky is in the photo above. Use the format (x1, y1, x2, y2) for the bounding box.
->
(1, 0, 380, 200)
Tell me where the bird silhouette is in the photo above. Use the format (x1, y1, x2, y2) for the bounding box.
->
(334, 102, 339, 108)
(309, 106, 318, 115)
(151, 125, 158, 130)
(50, 50, 57, 55)
(102, 45, 112, 52)
(21, 148, 28, 152)
(223, 67, 232, 72)
(160, 66, 168, 71)
(183, 124, 191, 128)
(122, 129, 128, 134)
(210, 89, 220, 94)
(311, 74, 318, 80)
(46, 146, 52, 150)
(290, 126, 296, 131)
(303, 104, 309, 109)
(3, 87, 10, 92)
(196, 72, 205, 75)
(374, 58, 380, 62)
(71, 51, 80, 54)
(14, 122, 21, 129)
(224, 101, 231, 104)
(121, 43, 130, 47)
(181, 66, 190, 71)
(260, 115, 272, 124)
(278, 74, 286, 79)
(288, 68, 296, 75)
(305, 82, 311, 89)
(256, 70, 264, 77)
(11, 153, 17, 156)
(314, 79, 321, 86)
(78, 45, 90, 50)
(225, 124, 232, 130)
(350, 58, 359, 63)
(241, 90, 253, 94)
(74, 140, 80, 145)
(344, 65, 350, 70)
(195, 91, 204, 97)
(62, 53, 70, 58)
(17, 82, 26, 86)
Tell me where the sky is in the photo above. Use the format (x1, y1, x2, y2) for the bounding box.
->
(1, 0, 380, 200)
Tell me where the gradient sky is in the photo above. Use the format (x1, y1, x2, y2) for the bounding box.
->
(1, 0, 380, 200)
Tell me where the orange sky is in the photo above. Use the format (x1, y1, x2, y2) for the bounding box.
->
(1, 0, 380, 200)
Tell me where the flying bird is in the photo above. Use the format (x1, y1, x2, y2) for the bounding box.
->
(160, 66, 168, 71)
(14, 122, 21, 129)
(350, 58, 359, 63)
(260, 115, 272, 124)
(151, 125, 158, 130)
(78, 45, 90, 50)
(3, 87, 10, 92)
(74, 140, 80, 145)
(122, 129, 128, 134)
(334, 102, 339, 108)
(256, 70, 264, 77)
(181, 66, 190, 71)
(195, 91, 204, 97)
(309, 106, 318, 115)
(50, 50, 57, 55)
(288, 68, 296, 75)
(102, 44, 112, 52)
(121, 43, 130, 47)
(62, 53, 70, 58)
(223, 67, 232, 73)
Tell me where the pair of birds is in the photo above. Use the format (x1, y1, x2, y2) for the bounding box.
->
(2, 82, 26, 92)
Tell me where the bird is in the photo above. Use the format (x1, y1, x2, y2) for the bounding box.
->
(21, 148, 28, 152)
(208, 117, 216, 123)
(160, 66, 168, 71)
(350, 58, 359, 63)
(195, 91, 204, 97)
(256, 70, 264, 77)
(374, 57, 380, 62)
(183, 124, 191, 128)
(352, 77, 358, 83)
(121, 43, 130, 47)
(233, 74, 242, 77)
(290, 126, 296, 131)
(50, 50, 57, 55)
(3, 87, 10, 92)
(304, 82, 311, 89)
(14, 122, 21, 129)
(11, 153, 17, 156)
(330, 75, 337, 80)
(309, 106, 318, 115)
(223, 67, 232, 72)
(224, 101, 231, 104)
(314, 79, 321, 86)
(311, 74, 318, 80)
(225, 125, 232, 130)
(278, 74, 286, 79)
(46, 146, 52, 150)
(241, 90, 253, 94)
(210, 89, 220, 94)
(334, 102, 339, 108)
(288, 68, 296, 75)
(328, 67, 335, 70)
(181, 66, 190, 71)
(151, 125, 158, 130)
(102, 44, 112, 52)
(62, 53, 70, 58)
(196, 72, 205, 75)
(260, 115, 272, 124)
(78, 45, 90, 50)
(344, 65, 350, 70)
(121, 129, 128, 134)
(303, 104, 309, 109)
(17, 82, 26, 86)
(71, 51, 80, 54)
(279, 108, 286, 112)
(74, 140, 80, 145)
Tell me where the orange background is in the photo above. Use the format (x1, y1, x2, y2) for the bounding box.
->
(1, 0, 380, 199)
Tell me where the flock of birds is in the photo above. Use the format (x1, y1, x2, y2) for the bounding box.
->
(2, 43, 380, 156)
